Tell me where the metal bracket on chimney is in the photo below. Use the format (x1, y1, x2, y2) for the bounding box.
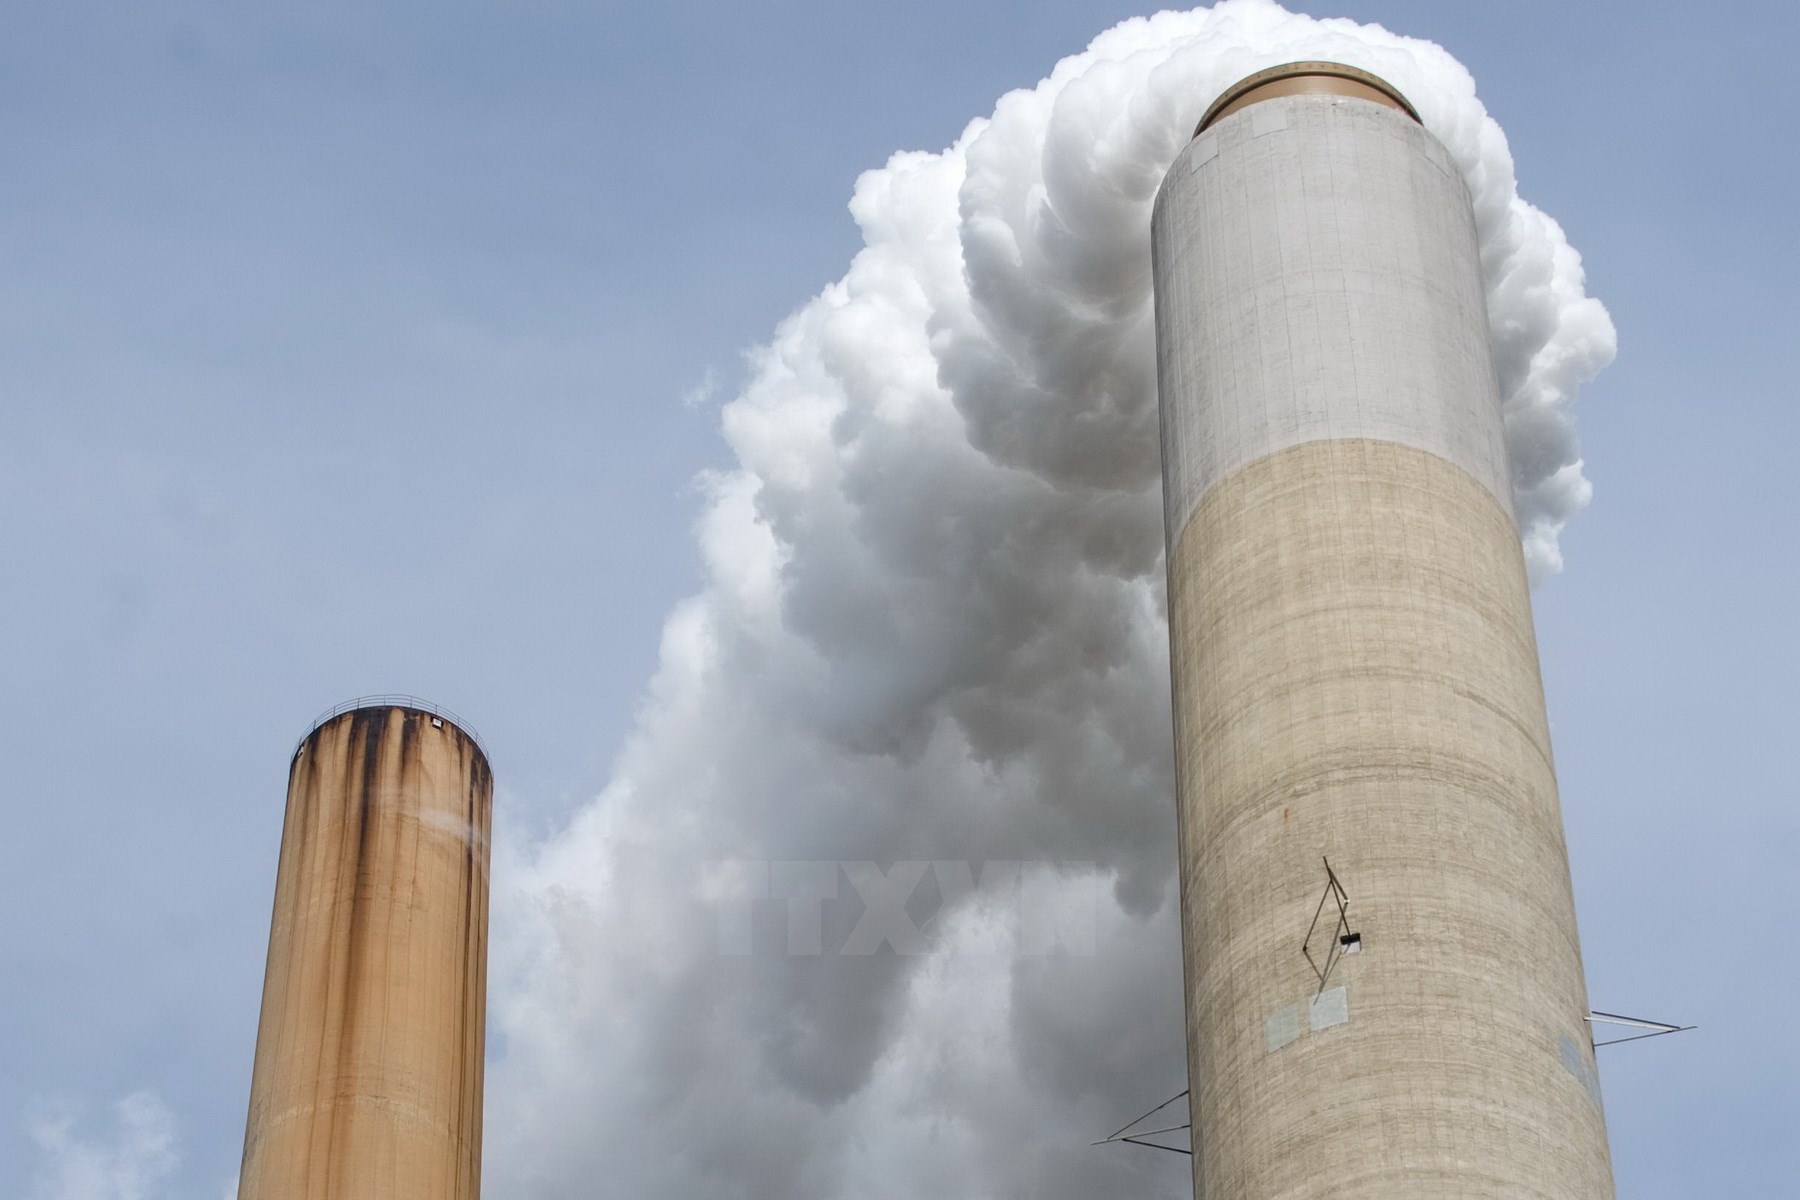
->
(1587, 1011, 1696, 1048)
(1093, 1089, 1193, 1157)
(1303, 857, 1360, 995)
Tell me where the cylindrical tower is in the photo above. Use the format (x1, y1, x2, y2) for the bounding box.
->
(1151, 64, 1613, 1198)
(238, 702, 492, 1200)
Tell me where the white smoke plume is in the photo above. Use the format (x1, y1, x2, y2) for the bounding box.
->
(487, 3, 1615, 1198)
(23, 1092, 178, 1200)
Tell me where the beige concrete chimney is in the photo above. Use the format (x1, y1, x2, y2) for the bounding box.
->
(237, 702, 491, 1200)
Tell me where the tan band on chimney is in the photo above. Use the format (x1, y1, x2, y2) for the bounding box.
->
(1196, 61, 1420, 136)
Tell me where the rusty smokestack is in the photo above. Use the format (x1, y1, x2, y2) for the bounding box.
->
(237, 700, 491, 1200)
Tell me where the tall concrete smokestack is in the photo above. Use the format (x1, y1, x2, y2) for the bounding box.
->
(1151, 63, 1614, 1198)
(237, 701, 492, 1200)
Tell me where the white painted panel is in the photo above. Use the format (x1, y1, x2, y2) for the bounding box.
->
(1265, 1004, 1301, 1052)
(1251, 107, 1288, 136)
(1309, 986, 1349, 1031)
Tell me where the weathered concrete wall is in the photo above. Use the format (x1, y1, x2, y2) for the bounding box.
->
(1154, 91, 1513, 541)
(238, 706, 491, 1200)
(1152, 84, 1613, 1200)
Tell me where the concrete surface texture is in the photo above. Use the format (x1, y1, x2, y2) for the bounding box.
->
(236, 706, 492, 1200)
(1154, 91, 1513, 543)
(1151, 82, 1614, 1199)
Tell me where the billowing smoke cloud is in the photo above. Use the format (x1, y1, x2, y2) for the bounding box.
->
(487, 3, 1614, 1197)
(23, 1092, 178, 1200)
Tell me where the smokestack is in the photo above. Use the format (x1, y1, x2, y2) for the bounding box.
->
(1151, 62, 1614, 1197)
(237, 701, 492, 1200)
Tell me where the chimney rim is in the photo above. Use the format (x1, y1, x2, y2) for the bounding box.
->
(294, 695, 489, 764)
(1195, 61, 1420, 137)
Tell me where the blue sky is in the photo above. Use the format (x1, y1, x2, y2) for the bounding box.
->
(2, 2, 1794, 1197)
